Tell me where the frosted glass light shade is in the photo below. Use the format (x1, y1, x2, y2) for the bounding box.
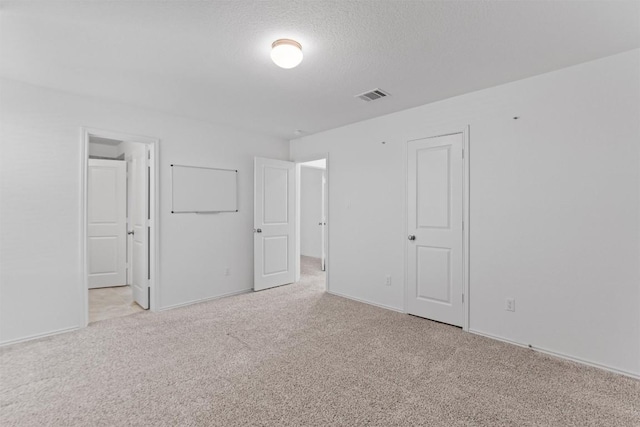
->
(271, 39, 303, 69)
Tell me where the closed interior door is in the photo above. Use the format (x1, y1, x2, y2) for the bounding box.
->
(88, 159, 126, 288)
(254, 157, 295, 291)
(130, 146, 149, 309)
(407, 132, 464, 326)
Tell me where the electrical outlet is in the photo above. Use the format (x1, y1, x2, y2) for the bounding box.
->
(385, 275, 392, 286)
(505, 298, 515, 312)
(224, 267, 231, 276)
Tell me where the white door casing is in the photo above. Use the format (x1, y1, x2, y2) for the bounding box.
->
(130, 146, 149, 308)
(407, 132, 465, 327)
(88, 159, 126, 288)
(254, 157, 296, 291)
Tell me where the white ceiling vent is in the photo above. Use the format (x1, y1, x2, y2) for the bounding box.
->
(355, 88, 390, 102)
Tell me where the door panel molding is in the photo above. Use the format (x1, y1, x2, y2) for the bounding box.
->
(416, 245, 452, 304)
(416, 145, 451, 229)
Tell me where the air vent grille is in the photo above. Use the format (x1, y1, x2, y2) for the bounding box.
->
(356, 88, 390, 102)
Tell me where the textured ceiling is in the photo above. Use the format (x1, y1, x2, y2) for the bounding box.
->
(1, 1, 638, 139)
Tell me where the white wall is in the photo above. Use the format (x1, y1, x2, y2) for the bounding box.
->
(291, 50, 640, 377)
(0, 78, 289, 344)
(88, 142, 119, 158)
(300, 166, 324, 258)
(117, 140, 144, 159)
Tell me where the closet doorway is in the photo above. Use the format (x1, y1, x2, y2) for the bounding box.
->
(82, 129, 159, 324)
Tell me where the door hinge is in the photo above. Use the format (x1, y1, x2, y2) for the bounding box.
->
(462, 294, 464, 303)
(462, 149, 464, 159)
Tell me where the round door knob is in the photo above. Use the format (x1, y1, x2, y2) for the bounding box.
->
(255, 228, 262, 233)
(128, 230, 135, 235)
(408, 235, 416, 241)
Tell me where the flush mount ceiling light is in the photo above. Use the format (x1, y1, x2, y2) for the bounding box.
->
(271, 39, 303, 69)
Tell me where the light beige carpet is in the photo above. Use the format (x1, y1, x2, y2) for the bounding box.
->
(89, 285, 145, 323)
(1, 256, 638, 426)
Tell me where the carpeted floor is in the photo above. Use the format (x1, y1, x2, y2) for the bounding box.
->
(89, 285, 145, 323)
(1, 256, 638, 426)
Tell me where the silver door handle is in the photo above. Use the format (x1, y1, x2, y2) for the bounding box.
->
(408, 235, 416, 241)
(254, 228, 262, 233)
(128, 230, 135, 235)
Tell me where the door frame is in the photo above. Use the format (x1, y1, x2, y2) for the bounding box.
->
(404, 126, 470, 331)
(293, 153, 330, 291)
(80, 127, 160, 326)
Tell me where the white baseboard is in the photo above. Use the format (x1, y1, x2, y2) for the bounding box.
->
(0, 326, 80, 347)
(158, 288, 253, 311)
(469, 329, 639, 380)
(326, 290, 405, 313)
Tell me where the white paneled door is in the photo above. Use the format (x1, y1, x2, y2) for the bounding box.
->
(88, 159, 126, 288)
(254, 157, 296, 291)
(407, 132, 464, 327)
(130, 146, 149, 309)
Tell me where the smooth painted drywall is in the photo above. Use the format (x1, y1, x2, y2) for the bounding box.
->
(0, 79, 288, 344)
(88, 142, 119, 159)
(291, 50, 640, 376)
(300, 167, 324, 258)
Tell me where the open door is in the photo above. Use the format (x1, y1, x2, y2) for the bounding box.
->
(130, 146, 149, 308)
(254, 157, 295, 291)
(88, 159, 126, 288)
